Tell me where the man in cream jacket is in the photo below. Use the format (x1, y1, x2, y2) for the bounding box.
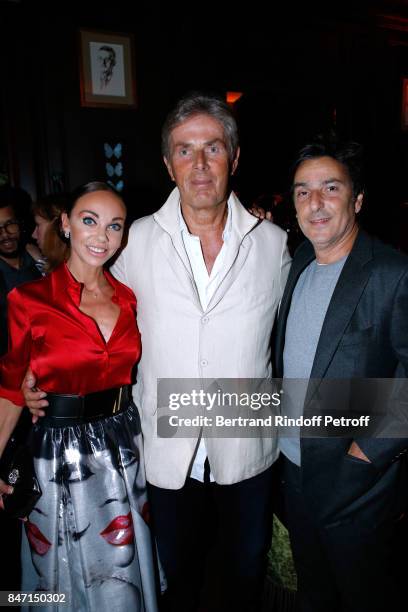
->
(113, 93, 290, 612)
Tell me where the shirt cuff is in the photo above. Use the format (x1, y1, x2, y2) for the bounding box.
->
(0, 386, 25, 407)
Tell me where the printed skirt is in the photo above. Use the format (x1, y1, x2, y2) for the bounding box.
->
(21, 403, 158, 612)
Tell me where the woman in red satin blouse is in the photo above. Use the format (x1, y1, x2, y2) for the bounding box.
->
(0, 182, 158, 612)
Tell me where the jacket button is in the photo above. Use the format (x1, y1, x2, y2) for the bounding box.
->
(202, 316, 209, 324)
(200, 359, 208, 367)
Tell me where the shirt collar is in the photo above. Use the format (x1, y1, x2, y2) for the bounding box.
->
(51, 261, 121, 306)
(178, 200, 232, 243)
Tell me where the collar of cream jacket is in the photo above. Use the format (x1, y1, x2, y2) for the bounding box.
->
(153, 187, 258, 240)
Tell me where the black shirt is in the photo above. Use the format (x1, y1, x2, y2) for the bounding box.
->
(0, 249, 42, 355)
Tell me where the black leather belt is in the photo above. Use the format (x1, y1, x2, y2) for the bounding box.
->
(40, 386, 129, 428)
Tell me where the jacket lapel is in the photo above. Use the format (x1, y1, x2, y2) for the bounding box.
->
(206, 230, 252, 313)
(154, 187, 202, 309)
(309, 231, 374, 380)
(202, 192, 259, 313)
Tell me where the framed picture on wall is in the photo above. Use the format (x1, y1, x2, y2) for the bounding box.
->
(402, 78, 408, 130)
(79, 29, 137, 109)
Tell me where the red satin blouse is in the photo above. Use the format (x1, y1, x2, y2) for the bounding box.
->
(0, 262, 141, 407)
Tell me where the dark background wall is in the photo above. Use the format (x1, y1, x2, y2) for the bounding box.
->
(1, 0, 408, 246)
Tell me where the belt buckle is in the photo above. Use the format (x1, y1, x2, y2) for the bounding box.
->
(112, 387, 123, 415)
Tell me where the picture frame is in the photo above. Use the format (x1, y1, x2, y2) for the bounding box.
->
(78, 29, 137, 109)
(401, 77, 408, 130)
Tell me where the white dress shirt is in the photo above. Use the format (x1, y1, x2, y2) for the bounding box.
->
(179, 202, 232, 482)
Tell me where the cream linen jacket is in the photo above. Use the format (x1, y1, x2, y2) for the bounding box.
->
(111, 188, 291, 488)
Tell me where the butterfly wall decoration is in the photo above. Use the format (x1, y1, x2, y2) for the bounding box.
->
(105, 161, 123, 177)
(104, 143, 122, 159)
(103, 142, 124, 191)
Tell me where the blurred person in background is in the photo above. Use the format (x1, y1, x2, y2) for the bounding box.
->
(250, 191, 302, 256)
(0, 185, 42, 591)
(31, 193, 69, 273)
(0, 186, 42, 326)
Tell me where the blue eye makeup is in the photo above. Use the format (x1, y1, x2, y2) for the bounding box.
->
(82, 217, 96, 225)
(108, 223, 122, 232)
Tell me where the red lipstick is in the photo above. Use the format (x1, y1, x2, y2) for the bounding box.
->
(100, 512, 134, 546)
(25, 521, 52, 556)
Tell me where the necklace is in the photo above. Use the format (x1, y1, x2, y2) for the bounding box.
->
(83, 286, 100, 298)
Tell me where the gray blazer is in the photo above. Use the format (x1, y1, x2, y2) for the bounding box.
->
(275, 230, 408, 524)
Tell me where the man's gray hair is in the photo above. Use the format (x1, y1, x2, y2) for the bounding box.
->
(161, 92, 239, 163)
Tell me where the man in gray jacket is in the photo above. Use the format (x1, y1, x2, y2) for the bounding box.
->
(275, 139, 408, 612)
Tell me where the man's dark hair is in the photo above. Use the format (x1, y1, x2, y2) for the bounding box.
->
(291, 136, 364, 198)
(0, 185, 32, 219)
(161, 91, 239, 163)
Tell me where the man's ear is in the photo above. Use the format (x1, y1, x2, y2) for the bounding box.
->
(355, 192, 364, 214)
(231, 147, 240, 176)
(164, 157, 175, 182)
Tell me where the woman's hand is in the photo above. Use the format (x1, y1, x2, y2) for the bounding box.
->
(0, 478, 13, 510)
(0, 398, 22, 513)
(0, 479, 27, 520)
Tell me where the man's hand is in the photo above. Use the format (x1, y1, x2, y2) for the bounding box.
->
(21, 369, 48, 423)
(248, 205, 273, 222)
(347, 441, 371, 463)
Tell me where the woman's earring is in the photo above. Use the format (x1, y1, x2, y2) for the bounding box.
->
(64, 230, 70, 239)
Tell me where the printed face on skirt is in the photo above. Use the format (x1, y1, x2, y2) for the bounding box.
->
(25, 444, 143, 604)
